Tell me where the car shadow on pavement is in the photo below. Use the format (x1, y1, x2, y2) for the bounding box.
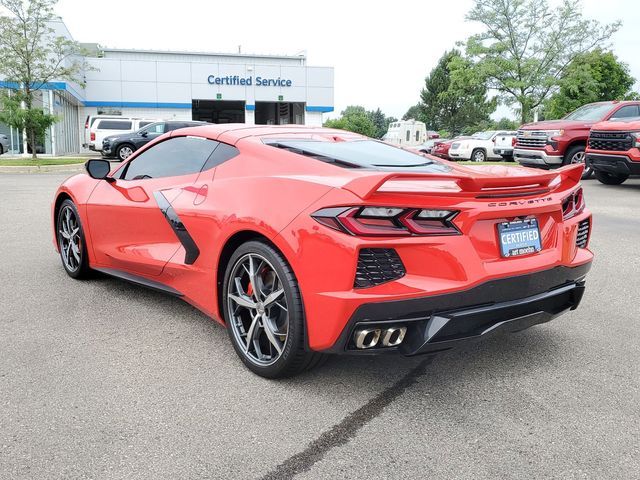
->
(85, 270, 568, 396)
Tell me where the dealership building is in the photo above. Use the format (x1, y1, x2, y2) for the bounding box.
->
(0, 19, 335, 155)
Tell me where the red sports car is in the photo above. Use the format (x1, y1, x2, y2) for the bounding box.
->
(53, 125, 593, 378)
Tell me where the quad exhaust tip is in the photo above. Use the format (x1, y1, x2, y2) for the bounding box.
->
(354, 326, 407, 349)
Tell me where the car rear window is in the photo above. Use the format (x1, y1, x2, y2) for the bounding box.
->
(98, 120, 132, 130)
(265, 139, 450, 171)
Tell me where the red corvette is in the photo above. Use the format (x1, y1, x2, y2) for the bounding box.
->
(53, 125, 593, 378)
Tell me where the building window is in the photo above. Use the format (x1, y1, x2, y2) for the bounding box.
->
(406, 130, 410, 142)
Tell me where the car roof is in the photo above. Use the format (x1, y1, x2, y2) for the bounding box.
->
(169, 124, 364, 145)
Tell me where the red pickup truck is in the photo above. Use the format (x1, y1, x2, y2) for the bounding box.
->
(586, 119, 640, 185)
(514, 101, 640, 179)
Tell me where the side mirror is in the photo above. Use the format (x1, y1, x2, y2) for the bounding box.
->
(85, 159, 112, 180)
(140, 131, 148, 137)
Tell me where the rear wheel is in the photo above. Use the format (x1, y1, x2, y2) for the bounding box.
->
(594, 170, 629, 185)
(0, 145, 4, 155)
(563, 145, 591, 179)
(56, 199, 92, 279)
(471, 148, 486, 162)
(222, 240, 325, 378)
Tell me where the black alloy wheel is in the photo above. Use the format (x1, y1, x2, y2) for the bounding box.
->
(222, 240, 326, 378)
(56, 199, 91, 278)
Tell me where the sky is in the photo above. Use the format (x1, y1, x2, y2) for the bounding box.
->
(51, 0, 640, 120)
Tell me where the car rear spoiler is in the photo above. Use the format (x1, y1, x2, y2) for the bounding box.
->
(342, 164, 584, 199)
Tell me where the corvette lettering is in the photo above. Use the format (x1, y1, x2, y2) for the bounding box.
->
(488, 197, 553, 207)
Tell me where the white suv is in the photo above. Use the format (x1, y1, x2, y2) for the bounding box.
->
(448, 131, 517, 162)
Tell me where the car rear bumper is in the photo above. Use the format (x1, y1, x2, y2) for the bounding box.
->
(586, 152, 640, 176)
(494, 147, 514, 156)
(322, 262, 591, 355)
(514, 148, 563, 167)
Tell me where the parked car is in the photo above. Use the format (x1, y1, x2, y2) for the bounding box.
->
(103, 120, 207, 161)
(84, 115, 120, 148)
(87, 117, 157, 152)
(431, 139, 455, 159)
(493, 131, 517, 161)
(427, 130, 440, 140)
(432, 137, 472, 159)
(514, 100, 640, 179)
(585, 117, 640, 185)
(414, 138, 447, 154)
(52, 124, 592, 378)
(0, 134, 8, 155)
(449, 131, 517, 162)
(383, 120, 428, 147)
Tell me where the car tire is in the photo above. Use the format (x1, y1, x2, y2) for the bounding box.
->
(471, 148, 486, 162)
(501, 155, 515, 162)
(594, 170, 629, 185)
(222, 240, 326, 378)
(116, 144, 135, 161)
(0, 144, 4, 155)
(563, 144, 591, 179)
(56, 199, 92, 279)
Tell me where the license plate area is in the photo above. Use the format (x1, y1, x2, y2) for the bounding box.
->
(497, 218, 542, 258)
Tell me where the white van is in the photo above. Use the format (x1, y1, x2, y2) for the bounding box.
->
(85, 116, 157, 151)
(383, 120, 428, 147)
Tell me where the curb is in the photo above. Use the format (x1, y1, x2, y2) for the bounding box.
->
(0, 163, 86, 174)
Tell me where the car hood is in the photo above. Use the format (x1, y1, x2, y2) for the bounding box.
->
(591, 119, 640, 131)
(519, 120, 594, 130)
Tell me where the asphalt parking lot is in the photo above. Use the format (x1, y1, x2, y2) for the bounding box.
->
(0, 173, 639, 480)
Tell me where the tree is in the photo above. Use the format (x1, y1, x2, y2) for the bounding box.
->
(368, 108, 397, 139)
(463, 0, 620, 123)
(544, 50, 638, 119)
(0, 0, 87, 158)
(419, 50, 496, 136)
(324, 105, 392, 138)
(402, 104, 423, 122)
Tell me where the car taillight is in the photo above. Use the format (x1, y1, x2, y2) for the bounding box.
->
(512, 137, 517, 147)
(90, 132, 95, 141)
(311, 206, 461, 236)
(562, 187, 585, 220)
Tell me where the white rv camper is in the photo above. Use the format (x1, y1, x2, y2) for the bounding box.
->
(383, 120, 428, 147)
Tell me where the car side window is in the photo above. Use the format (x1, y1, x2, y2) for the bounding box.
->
(140, 123, 165, 135)
(610, 105, 639, 119)
(122, 136, 219, 180)
(201, 142, 240, 171)
(99, 120, 132, 130)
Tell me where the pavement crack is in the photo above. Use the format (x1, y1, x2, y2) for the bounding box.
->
(260, 357, 433, 480)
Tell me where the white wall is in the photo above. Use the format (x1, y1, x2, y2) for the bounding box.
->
(84, 57, 334, 110)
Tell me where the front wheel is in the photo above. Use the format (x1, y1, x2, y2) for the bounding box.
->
(471, 148, 486, 162)
(222, 240, 325, 378)
(564, 145, 591, 179)
(56, 199, 92, 278)
(116, 144, 135, 161)
(594, 170, 629, 185)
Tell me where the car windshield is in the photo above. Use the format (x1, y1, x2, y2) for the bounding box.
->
(472, 131, 496, 140)
(266, 139, 451, 172)
(564, 103, 614, 121)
